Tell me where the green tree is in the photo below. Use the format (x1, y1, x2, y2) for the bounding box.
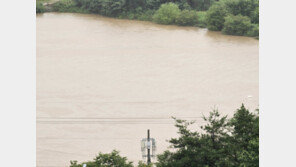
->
(156, 105, 259, 167)
(156, 110, 230, 167)
(228, 105, 259, 166)
(176, 10, 198, 26)
(189, 0, 215, 11)
(205, 0, 258, 36)
(198, 110, 231, 167)
(73, 0, 125, 16)
(70, 150, 133, 167)
(36, 2, 45, 13)
(137, 161, 153, 167)
(246, 24, 259, 38)
(52, 0, 86, 13)
(222, 14, 252, 36)
(176, 0, 191, 10)
(206, 3, 228, 31)
(145, 0, 161, 10)
(250, 6, 259, 24)
(69, 105, 259, 167)
(153, 3, 181, 25)
(156, 118, 202, 167)
(230, 105, 259, 148)
(223, 0, 259, 17)
(196, 11, 207, 27)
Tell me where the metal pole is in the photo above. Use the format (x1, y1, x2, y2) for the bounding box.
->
(147, 129, 151, 165)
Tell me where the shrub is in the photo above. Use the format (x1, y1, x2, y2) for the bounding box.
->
(177, 2, 191, 10)
(70, 150, 133, 167)
(223, 0, 259, 17)
(138, 161, 153, 167)
(153, 3, 181, 25)
(126, 12, 136, 20)
(222, 14, 252, 36)
(137, 10, 155, 21)
(250, 6, 259, 24)
(206, 3, 228, 31)
(74, 0, 101, 13)
(246, 24, 259, 37)
(145, 0, 161, 10)
(118, 9, 155, 21)
(57, 0, 130, 15)
(99, 0, 126, 17)
(52, 0, 84, 13)
(197, 11, 207, 27)
(176, 10, 198, 26)
(76, 0, 151, 16)
(188, 0, 216, 11)
(36, 2, 45, 13)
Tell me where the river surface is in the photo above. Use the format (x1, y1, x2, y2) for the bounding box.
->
(37, 13, 258, 167)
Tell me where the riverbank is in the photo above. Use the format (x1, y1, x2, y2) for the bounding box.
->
(36, 0, 258, 38)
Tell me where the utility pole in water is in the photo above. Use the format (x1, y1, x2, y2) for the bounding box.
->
(147, 129, 151, 164)
(141, 129, 156, 165)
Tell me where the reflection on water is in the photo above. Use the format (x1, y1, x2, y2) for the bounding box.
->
(37, 13, 258, 167)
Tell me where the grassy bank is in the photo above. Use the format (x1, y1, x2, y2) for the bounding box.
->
(36, 0, 259, 38)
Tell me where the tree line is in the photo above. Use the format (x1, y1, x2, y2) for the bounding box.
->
(69, 104, 259, 167)
(37, 0, 259, 38)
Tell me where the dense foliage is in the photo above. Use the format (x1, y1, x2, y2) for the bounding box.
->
(52, 0, 80, 13)
(74, 0, 126, 16)
(206, 3, 228, 31)
(69, 152, 153, 167)
(250, 6, 259, 24)
(246, 24, 259, 38)
(73, 0, 214, 15)
(69, 150, 133, 167)
(222, 14, 253, 36)
(155, 104, 259, 167)
(36, 2, 45, 13)
(176, 10, 198, 26)
(222, 14, 259, 37)
(153, 3, 181, 24)
(70, 105, 258, 167)
(38, 0, 259, 37)
(206, 0, 259, 37)
(137, 161, 153, 167)
(52, 0, 223, 24)
(223, 0, 259, 18)
(196, 11, 207, 28)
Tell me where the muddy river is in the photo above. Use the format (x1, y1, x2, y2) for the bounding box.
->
(37, 13, 258, 167)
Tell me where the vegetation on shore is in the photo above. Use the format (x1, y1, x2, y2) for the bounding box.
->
(69, 104, 259, 167)
(206, 0, 259, 37)
(36, 0, 259, 38)
(52, 0, 88, 13)
(36, 2, 46, 13)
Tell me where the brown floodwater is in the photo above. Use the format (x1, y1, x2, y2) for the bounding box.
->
(37, 13, 258, 167)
